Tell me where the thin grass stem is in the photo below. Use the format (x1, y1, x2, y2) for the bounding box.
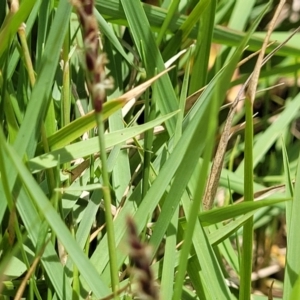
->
(239, 97, 254, 299)
(95, 112, 119, 297)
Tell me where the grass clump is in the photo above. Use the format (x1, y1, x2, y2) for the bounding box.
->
(0, 0, 300, 299)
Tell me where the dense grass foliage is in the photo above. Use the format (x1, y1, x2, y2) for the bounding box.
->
(0, 0, 300, 299)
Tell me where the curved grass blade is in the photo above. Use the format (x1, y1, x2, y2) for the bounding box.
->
(1, 131, 112, 299)
(197, 198, 289, 227)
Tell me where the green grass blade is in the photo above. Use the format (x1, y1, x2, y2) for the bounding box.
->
(160, 55, 191, 300)
(120, 0, 178, 134)
(41, 100, 127, 151)
(282, 138, 294, 236)
(156, 0, 180, 46)
(13, 0, 72, 158)
(0, 140, 73, 299)
(172, 40, 220, 299)
(239, 97, 255, 300)
(2, 1, 298, 299)
(161, 0, 210, 60)
(94, 9, 133, 66)
(0, 0, 73, 243)
(195, 198, 289, 226)
(87, 72, 225, 283)
(96, 0, 300, 57)
(0, 0, 35, 61)
(189, 0, 216, 93)
(283, 152, 300, 299)
(1, 132, 112, 299)
(228, 0, 256, 30)
(29, 111, 178, 172)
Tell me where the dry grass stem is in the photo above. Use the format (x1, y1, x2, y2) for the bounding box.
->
(202, 0, 293, 210)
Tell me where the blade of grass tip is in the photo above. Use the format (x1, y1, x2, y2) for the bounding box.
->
(215, 0, 234, 24)
(18, 23, 35, 87)
(240, 1, 286, 299)
(179, 0, 210, 42)
(6, 0, 43, 80)
(198, 198, 290, 227)
(35, 0, 51, 69)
